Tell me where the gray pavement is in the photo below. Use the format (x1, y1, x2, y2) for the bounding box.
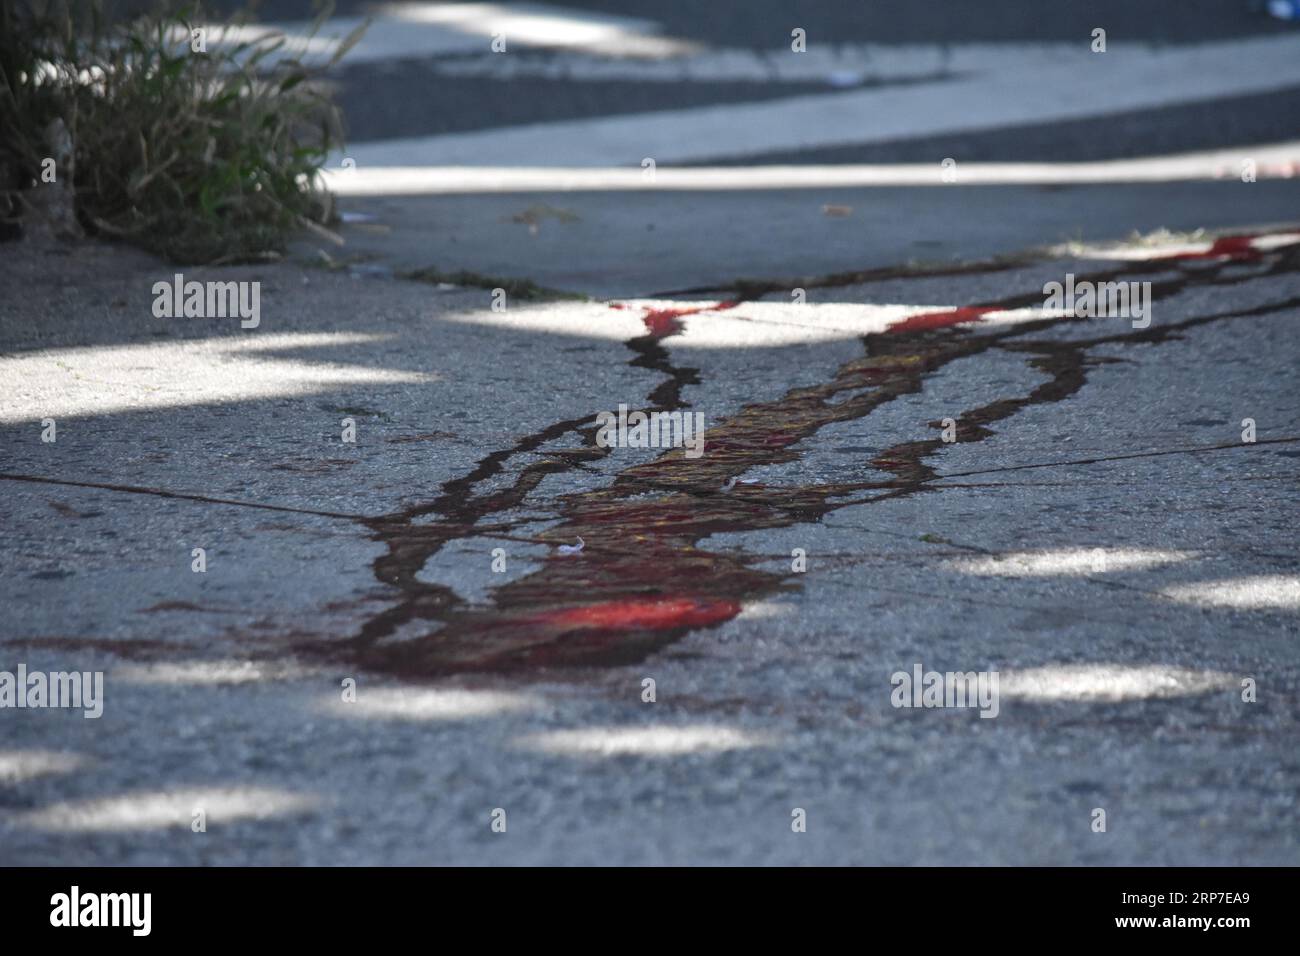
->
(2, 221, 1298, 865)
(2, 0, 1299, 867)
(319, 181, 1300, 298)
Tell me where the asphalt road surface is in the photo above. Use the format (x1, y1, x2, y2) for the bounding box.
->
(1, 1, 1298, 865)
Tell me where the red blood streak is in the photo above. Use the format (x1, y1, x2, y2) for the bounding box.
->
(531, 597, 741, 631)
(609, 300, 740, 338)
(1150, 233, 1259, 262)
(886, 304, 997, 334)
(884, 232, 1299, 336)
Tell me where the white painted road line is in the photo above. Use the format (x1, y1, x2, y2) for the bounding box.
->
(335, 36, 1300, 166)
(322, 142, 1300, 194)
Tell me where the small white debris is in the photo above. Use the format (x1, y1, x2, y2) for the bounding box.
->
(556, 536, 585, 555)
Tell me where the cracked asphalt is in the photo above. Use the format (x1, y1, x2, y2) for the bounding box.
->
(2, 222, 1298, 864)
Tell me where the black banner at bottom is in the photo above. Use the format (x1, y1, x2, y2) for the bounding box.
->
(0, 866, 1279, 941)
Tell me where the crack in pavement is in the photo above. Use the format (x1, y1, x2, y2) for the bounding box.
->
(0, 473, 372, 522)
(931, 436, 1298, 483)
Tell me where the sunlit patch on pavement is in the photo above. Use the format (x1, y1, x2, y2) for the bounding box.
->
(1161, 575, 1300, 610)
(735, 600, 798, 620)
(517, 724, 774, 757)
(0, 750, 84, 784)
(16, 786, 318, 832)
(946, 548, 1198, 577)
(328, 686, 543, 721)
(0, 332, 434, 423)
(999, 664, 1237, 702)
(436, 300, 1065, 349)
(1057, 229, 1300, 262)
